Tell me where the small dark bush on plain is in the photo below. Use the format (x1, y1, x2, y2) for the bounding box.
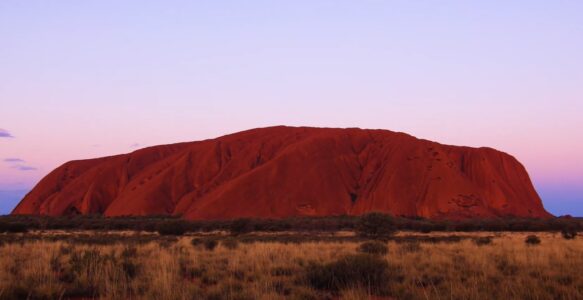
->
(49, 254, 62, 273)
(191, 238, 203, 247)
(59, 244, 74, 255)
(525, 235, 541, 245)
(204, 239, 218, 251)
(156, 221, 188, 236)
(474, 236, 493, 246)
(356, 212, 395, 239)
(121, 246, 138, 258)
(561, 228, 577, 240)
(494, 255, 519, 276)
(273, 280, 292, 296)
(222, 238, 239, 250)
(271, 267, 294, 277)
(306, 254, 389, 294)
(229, 218, 254, 236)
(357, 241, 388, 255)
(121, 259, 139, 279)
(67, 248, 116, 288)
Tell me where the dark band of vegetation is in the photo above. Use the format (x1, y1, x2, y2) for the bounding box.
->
(1, 214, 581, 234)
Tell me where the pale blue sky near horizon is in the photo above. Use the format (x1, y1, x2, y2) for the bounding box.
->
(1, 1, 582, 216)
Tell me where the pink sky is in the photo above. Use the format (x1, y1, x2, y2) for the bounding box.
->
(1, 1, 582, 215)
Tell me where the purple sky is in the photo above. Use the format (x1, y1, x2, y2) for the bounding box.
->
(1, 1, 582, 215)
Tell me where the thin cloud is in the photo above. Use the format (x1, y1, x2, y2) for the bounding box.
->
(0, 129, 14, 138)
(130, 143, 142, 148)
(12, 165, 37, 171)
(4, 158, 25, 163)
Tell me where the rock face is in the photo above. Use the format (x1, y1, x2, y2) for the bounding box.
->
(12, 126, 551, 219)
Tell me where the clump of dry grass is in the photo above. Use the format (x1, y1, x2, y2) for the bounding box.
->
(357, 241, 388, 255)
(306, 253, 391, 295)
(0, 232, 582, 299)
(525, 234, 542, 245)
(474, 236, 494, 246)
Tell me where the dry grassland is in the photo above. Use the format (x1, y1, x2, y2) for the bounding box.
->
(0, 231, 581, 299)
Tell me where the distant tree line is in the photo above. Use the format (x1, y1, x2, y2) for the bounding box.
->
(0, 213, 581, 235)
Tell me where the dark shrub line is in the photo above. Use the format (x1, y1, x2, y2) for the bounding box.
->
(1, 214, 581, 234)
(356, 213, 395, 239)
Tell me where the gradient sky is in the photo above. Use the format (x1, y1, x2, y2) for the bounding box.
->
(1, 1, 582, 215)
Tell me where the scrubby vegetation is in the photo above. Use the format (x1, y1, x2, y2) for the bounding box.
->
(229, 218, 254, 236)
(356, 212, 395, 239)
(306, 254, 390, 295)
(357, 241, 389, 255)
(221, 238, 239, 250)
(561, 227, 578, 240)
(1, 215, 582, 298)
(156, 220, 188, 236)
(1, 214, 582, 234)
(1, 230, 582, 299)
(474, 236, 494, 246)
(203, 239, 218, 251)
(525, 234, 541, 245)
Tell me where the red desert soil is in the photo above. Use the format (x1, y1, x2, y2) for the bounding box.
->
(12, 126, 551, 220)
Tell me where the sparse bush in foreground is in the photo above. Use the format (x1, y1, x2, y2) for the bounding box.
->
(356, 212, 395, 239)
(525, 235, 541, 245)
(306, 254, 390, 294)
(222, 238, 239, 250)
(561, 228, 577, 240)
(204, 239, 218, 251)
(271, 266, 294, 277)
(474, 236, 493, 246)
(1, 231, 583, 299)
(357, 241, 388, 255)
